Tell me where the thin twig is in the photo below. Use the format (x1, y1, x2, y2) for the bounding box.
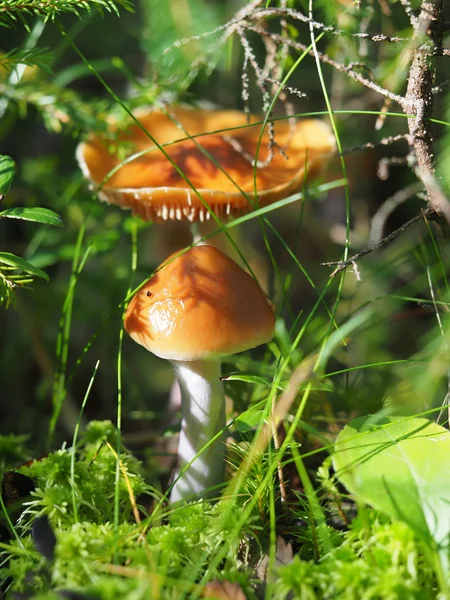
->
(164, 5, 407, 108)
(342, 133, 408, 155)
(252, 7, 408, 42)
(369, 182, 423, 244)
(357, 0, 374, 56)
(377, 156, 410, 181)
(246, 25, 405, 105)
(162, 0, 265, 55)
(322, 209, 436, 277)
(399, 0, 419, 27)
(432, 78, 450, 94)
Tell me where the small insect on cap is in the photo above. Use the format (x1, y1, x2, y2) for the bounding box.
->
(76, 106, 336, 223)
(124, 245, 276, 361)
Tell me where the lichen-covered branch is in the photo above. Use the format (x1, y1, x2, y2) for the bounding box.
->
(403, 0, 449, 217)
(246, 25, 405, 105)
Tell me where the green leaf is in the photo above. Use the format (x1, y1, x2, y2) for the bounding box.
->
(0, 206, 64, 227)
(0, 252, 49, 281)
(0, 155, 15, 198)
(333, 416, 450, 546)
(235, 409, 266, 433)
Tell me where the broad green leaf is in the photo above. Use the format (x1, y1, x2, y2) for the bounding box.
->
(0, 207, 64, 227)
(0, 252, 49, 281)
(0, 155, 15, 197)
(333, 416, 450, 546)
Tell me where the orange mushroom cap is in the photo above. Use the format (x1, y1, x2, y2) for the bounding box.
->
(124, 245, 275, 361)
(77, 106, 335, 223)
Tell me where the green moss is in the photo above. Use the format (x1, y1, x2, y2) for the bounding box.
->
(0, 425, 439, 599)
(275, 520, 435, 600)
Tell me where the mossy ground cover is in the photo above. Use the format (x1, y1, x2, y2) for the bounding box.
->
(0, 422, 440, 599)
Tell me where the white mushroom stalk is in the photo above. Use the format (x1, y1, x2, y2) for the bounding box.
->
(170, 359, 225, 502)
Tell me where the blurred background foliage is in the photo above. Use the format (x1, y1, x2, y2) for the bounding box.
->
(0, 0, 449, 476)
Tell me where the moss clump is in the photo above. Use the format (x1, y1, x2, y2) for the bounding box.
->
(0, 425, 439, 599)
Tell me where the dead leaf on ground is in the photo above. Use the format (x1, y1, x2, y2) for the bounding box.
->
(203, 580, 247, 600)
(256, 535, 294, 581)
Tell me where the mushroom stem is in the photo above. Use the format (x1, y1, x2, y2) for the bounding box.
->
(170, 358, 226, 503)
(189, 222, 203, 244)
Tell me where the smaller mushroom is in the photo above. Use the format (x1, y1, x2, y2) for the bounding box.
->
(124, 245, 275, 502)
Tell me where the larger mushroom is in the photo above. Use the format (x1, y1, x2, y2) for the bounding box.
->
(77, 105, 335, 286)
(77, 105, 335, 223)
(124, 244, 275, 502)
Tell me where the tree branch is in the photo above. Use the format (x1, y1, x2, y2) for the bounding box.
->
(247, 25, 405, 105)
(403, 1, 449, 218)
(253, 7, 408, 42)
(399, 0, 419, 27)
(322, 209, 437, 277)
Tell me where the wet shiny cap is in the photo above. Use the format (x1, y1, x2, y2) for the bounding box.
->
(77, 106, 335, 222)
(124, 245, 275, 361)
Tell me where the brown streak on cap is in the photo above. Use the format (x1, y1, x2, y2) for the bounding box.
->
(77, 106, 335, 222)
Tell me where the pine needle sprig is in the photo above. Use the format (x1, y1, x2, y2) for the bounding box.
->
(0, 0, 133, 29)
(0, 47, 54, 73)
